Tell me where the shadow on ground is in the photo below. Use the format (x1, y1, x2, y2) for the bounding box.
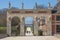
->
(0, 34, 8, 39)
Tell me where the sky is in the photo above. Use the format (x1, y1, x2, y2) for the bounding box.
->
(25, 17, 33, 24)
(0, 0, 56, 9)
(0, 0, 57, 24)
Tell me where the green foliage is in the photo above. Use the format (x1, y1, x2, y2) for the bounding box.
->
(38, 30, 43, 36)
(11, 17, 20, 26)
(0, 25, 6, 27)
(0, 27, 6, 34)
(11, 26, 20, 36)
(31, 26, 34, 33)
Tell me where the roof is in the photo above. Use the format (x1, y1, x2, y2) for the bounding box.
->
(54, 1, 60, 9)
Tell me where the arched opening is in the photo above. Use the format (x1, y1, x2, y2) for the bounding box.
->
(24, 16, 34, 36)
(37, 17, 45, 36)
(11, 16, 20, 36)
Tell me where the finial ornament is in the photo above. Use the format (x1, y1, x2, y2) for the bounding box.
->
(48, 2, 50, 9)
(35, 2, 37, 9)
(34, 0, 37, 9)
(22, 0, 24, 9)
(9, 1, 11, 9)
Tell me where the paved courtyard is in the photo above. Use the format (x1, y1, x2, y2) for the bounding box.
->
(0, 36, 60, 40)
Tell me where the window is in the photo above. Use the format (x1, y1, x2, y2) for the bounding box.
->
(56, 16, 60, 21)
(56, 25, 60, 33)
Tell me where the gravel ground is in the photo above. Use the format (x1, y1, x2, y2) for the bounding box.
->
(0, 36, 60, 40)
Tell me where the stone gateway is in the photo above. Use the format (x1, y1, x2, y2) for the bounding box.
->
(6, 1, 60, 36)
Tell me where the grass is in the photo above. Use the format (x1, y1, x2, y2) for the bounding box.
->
(0, 26, 6, 34)
(0, 27, 6, 30)
(11, 26, 20, 36)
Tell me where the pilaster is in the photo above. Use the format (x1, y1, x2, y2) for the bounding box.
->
(7, 17, 11, 36)
(20, 16, 25, 36)
(34, 16, 38, 36)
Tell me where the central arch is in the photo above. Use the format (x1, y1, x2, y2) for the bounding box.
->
(24, 16, 34, 36)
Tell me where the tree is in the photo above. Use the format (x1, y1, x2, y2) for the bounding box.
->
(34, 4, 47, 9)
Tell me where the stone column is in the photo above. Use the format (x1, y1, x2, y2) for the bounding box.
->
(20, 16, 25, 36)
(46, 15, 52, 36)
(7, 17, 11, 36)
(34, 16, 38, 36)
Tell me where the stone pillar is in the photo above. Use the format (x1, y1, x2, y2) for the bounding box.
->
(20, 16, 25, 36)
(7, 17, 11, 36)
(34, 16, 38, 36)
(46, 15, 52, 36)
